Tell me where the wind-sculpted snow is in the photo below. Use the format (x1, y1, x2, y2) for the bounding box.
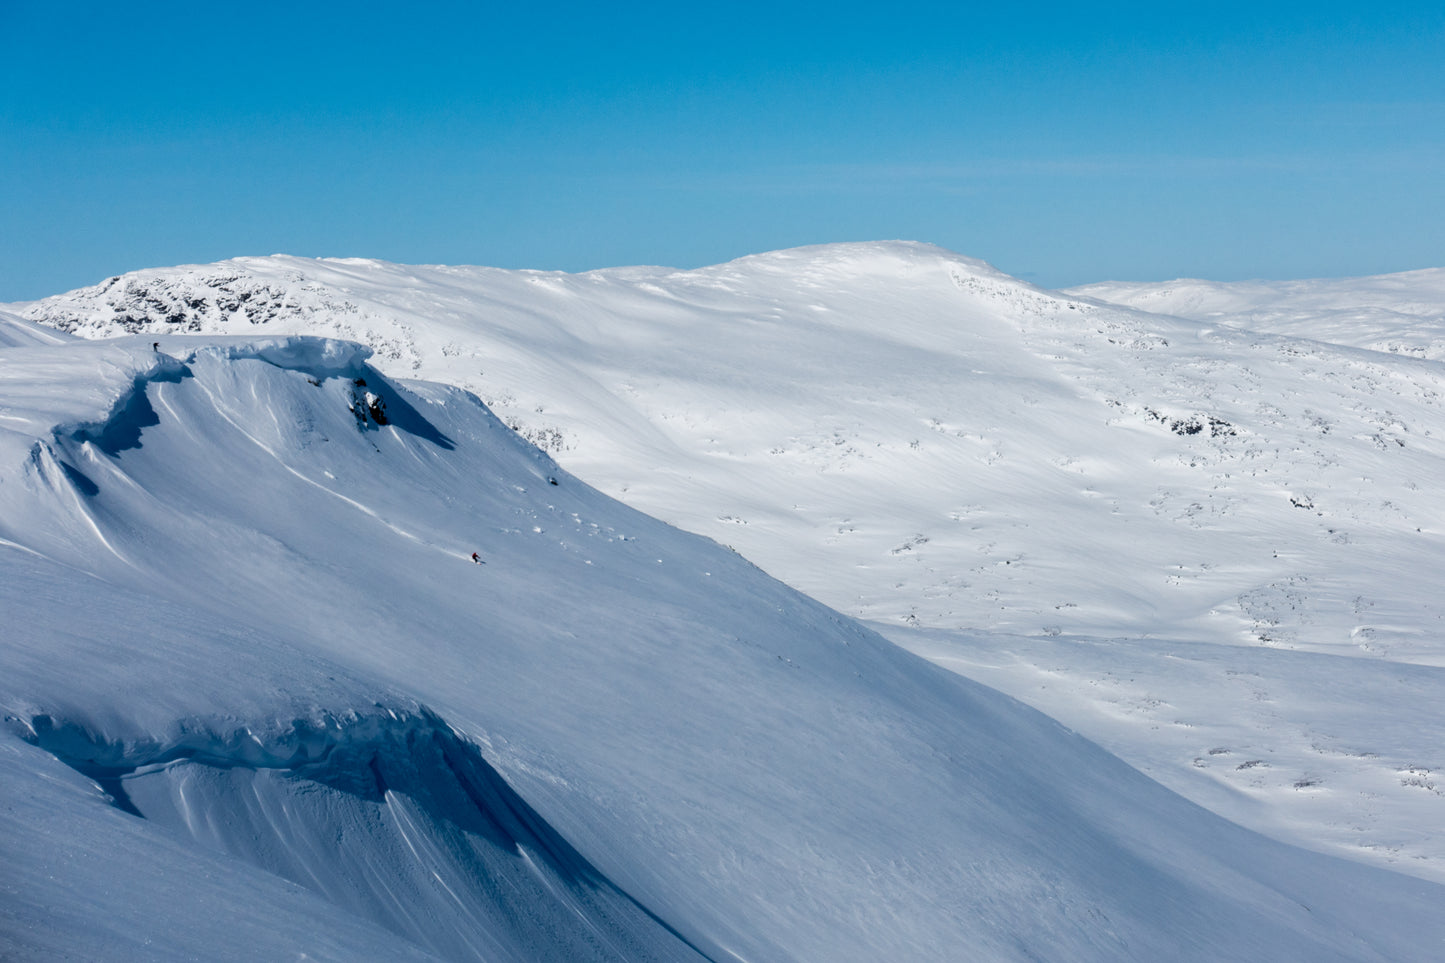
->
(0, 739, 442, 963)
(12, 706, 710, 963)
(198, 335, 374, 376)
(5, 328, 1445, 959)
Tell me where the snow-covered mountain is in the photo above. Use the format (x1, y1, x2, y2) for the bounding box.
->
(15, 243, 1445, 891)
(1067, 268, 1445, 360)
(21, 244, 1445, 654)
(9, 319, 1444, 959)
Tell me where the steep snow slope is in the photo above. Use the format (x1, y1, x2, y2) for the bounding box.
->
(1067, 268, 1445, 360)
(5, 326, 1445, 960)
(13, 244, 1445, 883)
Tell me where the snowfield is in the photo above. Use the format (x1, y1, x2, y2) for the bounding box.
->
(4, 247, 1445, 960)
(1067, 269, 1445, 361)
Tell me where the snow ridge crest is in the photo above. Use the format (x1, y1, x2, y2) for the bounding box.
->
(11, 704, 714, 963)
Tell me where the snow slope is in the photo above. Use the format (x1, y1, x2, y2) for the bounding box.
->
(0, 308, 71, 347)
(4, 324, 1445, 959)
(1067, 268, 1445, 360)
(15, 243, 1445, 885)
(19, 244, 1445, 654)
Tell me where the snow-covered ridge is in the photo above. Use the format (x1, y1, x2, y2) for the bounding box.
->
(0, 335, 396, 565)
(1067, 267, 1445, 359)
(20, 265, 376, 336)
(12, 704, 710, 963)
(16, 243, 1443, 650)
(5, 325, 1445, 959)
(14, 240, 1016, 338)
(12, 245, 1445, 887)
(39, 336, 374, 450)
(0, 309, 71, 347)
(193, 335, 374, 374)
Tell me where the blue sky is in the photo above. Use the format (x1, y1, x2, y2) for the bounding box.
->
(3, 1, 1443, 300)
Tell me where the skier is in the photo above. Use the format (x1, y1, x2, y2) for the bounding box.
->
(471, 552, 481, 564)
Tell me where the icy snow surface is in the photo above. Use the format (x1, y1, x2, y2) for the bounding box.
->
(5, 246, 1445, 959)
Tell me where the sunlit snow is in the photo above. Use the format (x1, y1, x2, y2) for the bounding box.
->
(5, 246, 1445, 960)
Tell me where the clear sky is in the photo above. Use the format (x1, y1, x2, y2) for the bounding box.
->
(3, 1, 1443, 300)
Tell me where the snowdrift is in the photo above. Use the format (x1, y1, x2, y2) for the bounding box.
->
(2, 322, 1445, 960)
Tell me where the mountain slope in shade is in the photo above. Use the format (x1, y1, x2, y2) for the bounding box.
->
(12, 243, 1445, 884)
(3, 325, 1445, 959)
